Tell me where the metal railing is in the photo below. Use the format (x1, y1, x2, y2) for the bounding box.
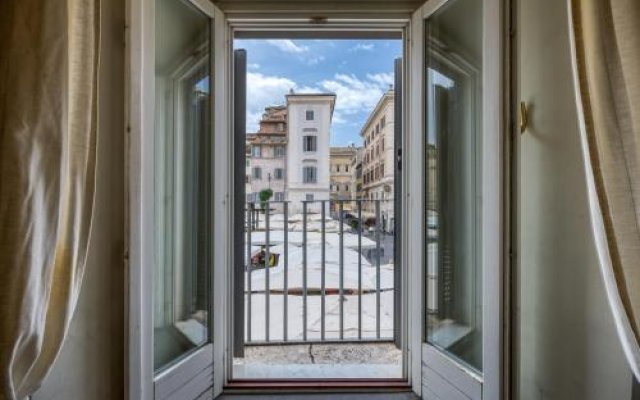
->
(244, 199, 395, 345)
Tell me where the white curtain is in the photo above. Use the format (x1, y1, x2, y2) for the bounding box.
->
(0, 0, 100, 398)
(569, 0, 640, 380)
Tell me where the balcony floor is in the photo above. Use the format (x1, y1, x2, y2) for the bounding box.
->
(233, 343, 402, 379)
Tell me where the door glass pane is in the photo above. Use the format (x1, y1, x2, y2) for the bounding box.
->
(154, 0, 211, 372)
(425, 0, 483, 372)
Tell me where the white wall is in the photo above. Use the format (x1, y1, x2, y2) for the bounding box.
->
(32, 0, 126, 398)
(286, 97, 332, 213)
(518, 0, 634, 398)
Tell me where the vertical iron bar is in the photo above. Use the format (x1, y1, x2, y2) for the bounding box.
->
(283, 201, 289, 341)
(358, 200, 362, 340)
(321, 200, 326, 341)
(302, 201, 308, 341)
(265, 202, 270, 342)
(375, 200, 381, 339)
(339, 201, 344, 340)
(247, 203, 252, 342)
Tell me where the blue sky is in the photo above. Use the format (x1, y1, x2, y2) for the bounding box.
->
(234, 39, 402, 146)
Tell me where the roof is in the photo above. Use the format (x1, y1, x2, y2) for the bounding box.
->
(359, 89, 394, 136)
(247, 135, 287, 145)
(286, 92, 337, 117)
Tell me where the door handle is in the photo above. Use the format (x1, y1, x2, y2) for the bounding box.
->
(519, 101, 529, 134)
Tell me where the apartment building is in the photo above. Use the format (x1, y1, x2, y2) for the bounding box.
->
(329, 146, 356, 211)
(350, 147, 364, 206)
(285, 92, 335, 214)
(246, 106, 287, 209)
(361, 89, 395, 232)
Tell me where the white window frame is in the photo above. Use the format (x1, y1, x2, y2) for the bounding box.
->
(127, 0, 226, 398)
(128, 3, 505, 399)
(410, 0, 505, 399)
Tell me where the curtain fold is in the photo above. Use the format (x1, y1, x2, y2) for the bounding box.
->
(0, 0, 100, 398)
(569, 0, 640, 380)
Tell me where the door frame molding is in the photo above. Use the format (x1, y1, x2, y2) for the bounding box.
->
(414, 0, 507, 398)
(126, 1, 507, 398)
(220, 16, 422, 392)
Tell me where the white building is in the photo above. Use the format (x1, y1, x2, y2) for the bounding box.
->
(246, 106, 288, 211)
(285, 92, 336, 214)
(361, 89, 395, 232)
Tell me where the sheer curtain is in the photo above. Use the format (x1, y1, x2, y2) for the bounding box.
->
(0, 1, 100, 398)
(569, 0, 640, 380)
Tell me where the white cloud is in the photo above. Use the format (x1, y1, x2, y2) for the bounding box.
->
(298, 73, 393, 126)
(246, 72, 295, 131)
(306, 54, 325, 66)
(246, 71, 393, 130)
(265, 40, 326, 66)
(248, 63, 260, 70)
(351, 43, 374, 52)
(266, 39, 309, 54)
(366, 72, 394, 87)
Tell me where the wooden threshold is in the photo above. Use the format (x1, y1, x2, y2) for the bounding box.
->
(225, 378, 411, 393)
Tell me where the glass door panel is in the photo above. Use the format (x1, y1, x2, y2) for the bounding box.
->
(154, 0, 212, 372)
(424, 0, 483, 373)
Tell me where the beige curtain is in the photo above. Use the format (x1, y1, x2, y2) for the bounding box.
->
(569, 0, 640, 380)
(0, 0, 100, 399)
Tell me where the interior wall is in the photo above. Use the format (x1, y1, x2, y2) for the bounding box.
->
(32, 0, 126, 398)
(517, 0, 633, 398)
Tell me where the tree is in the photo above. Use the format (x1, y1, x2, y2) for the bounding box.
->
(259, 188, 273, 210)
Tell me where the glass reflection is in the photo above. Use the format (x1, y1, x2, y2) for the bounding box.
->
(425, 0, 483, 372)
(153, 0, 211, 372)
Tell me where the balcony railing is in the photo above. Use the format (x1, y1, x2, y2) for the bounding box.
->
(243, 199, 396, 345)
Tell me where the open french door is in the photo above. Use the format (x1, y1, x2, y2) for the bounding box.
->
(408, 0, 505, 398)
(127, 0, 229, 398)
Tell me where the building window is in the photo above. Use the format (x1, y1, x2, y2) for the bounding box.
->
(302, 166, 317, 183)
(381, 116, 386, 128)
(277, 122, 284, 132)
(252, 167, 262, 180)
(251, 145, 262, 157)
(336, 164, 340, 172)
(274, 192, 284, 202)
(345, 185, 350, 192)
(274, 168, 284, 180)
(274, 146, 285, 157)
(306, 110, 314, 121)
(306, 194, 314, 202)
(303, 136, 317, 152)
(345, 165, 349, 172)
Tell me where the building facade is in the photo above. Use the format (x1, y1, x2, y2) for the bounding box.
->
(361, 90, 395, 232)
(329, 146, 356, 212)
(285, 93, 335, 214)
(246, 106, 288, 210)
(350, 147, 364, 208)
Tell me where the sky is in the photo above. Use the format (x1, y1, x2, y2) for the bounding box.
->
(234, 39, 402, 146)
